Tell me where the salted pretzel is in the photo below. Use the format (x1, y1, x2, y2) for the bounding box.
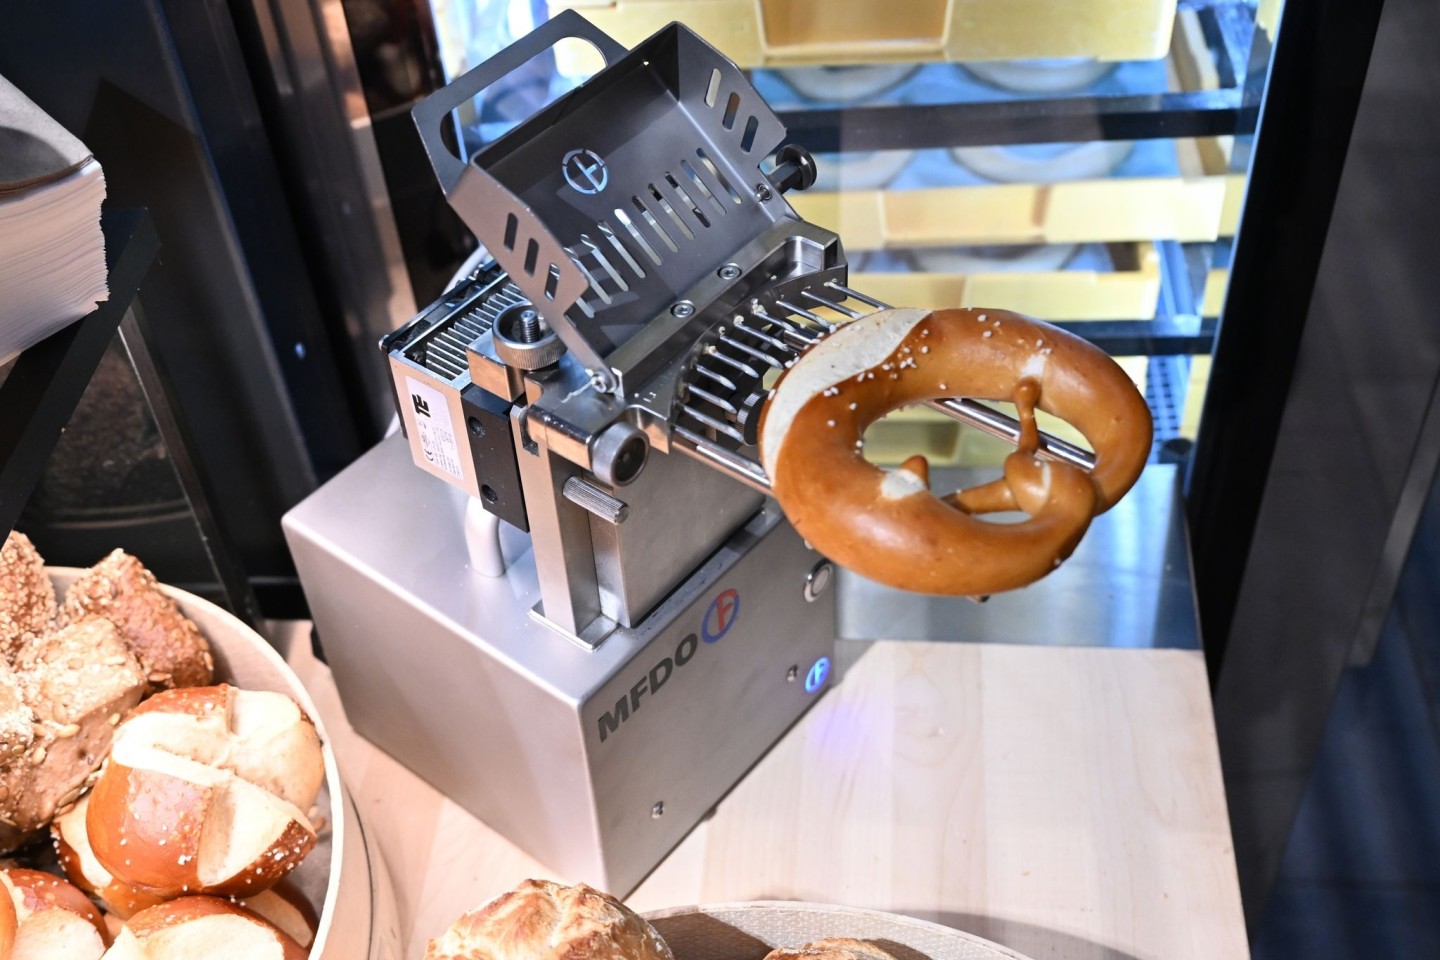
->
(758, 307, 1152, 596)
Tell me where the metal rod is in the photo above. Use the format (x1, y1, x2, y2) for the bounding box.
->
(705, 347, 761, 379)
(775, 300, 837, 330)
(801, 290, 862, 318)
(693, 364, 738, 392)
(824, 281, 888, 309)
(732, 317, 797, 355)
(925, 398, 1097, 471)
(672, 426, 771, 494)
(717, 334, 786, 367)
(751, 308, 821, 346)
(686, 383, 739, 414)
(681, 404, 747, 443)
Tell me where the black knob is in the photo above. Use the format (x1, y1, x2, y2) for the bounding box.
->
(769, 144, 818, 194)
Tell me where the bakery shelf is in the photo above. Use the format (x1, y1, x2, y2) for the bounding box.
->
(547, 0, 1178, 67)
(852, 241, 1162, 321)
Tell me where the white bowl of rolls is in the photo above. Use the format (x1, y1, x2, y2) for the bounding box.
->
(0, 544, 398, 959)
(421, 880, 1034, 960)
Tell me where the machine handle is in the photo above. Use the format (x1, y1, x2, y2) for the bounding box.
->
(412, 10, 628, 195)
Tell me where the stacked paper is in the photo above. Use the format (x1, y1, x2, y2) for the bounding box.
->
(0, 74, 108, 366)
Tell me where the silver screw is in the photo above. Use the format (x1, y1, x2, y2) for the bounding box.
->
(515, 308, 544, 343)
(651, 801, 665, 819)
(786, 665, 799, 683)
(671, 301, 695, 318)
(754, 183, 773, 202)
(718, 263, 742, 280)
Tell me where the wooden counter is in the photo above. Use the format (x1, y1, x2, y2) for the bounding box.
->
(285, 636, 1249, 960)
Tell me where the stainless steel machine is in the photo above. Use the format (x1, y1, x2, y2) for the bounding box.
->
(283, 11, 1090, 894)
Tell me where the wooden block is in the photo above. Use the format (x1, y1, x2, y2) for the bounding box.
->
(851, 242, 1162, 321)
(549, 0, 1179, 66)
(1201, 268, 1229, 317)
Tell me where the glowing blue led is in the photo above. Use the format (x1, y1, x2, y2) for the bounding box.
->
(805, 656, 831, 693)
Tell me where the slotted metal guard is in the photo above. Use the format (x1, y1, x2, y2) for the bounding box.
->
(413, 11, 795, 380)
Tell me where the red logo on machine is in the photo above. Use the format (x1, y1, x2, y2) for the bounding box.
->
(703, 588, 740, 643)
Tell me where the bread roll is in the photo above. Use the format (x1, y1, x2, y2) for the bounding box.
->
(86, 685, 323, 898)
(57, 795, 317, 944)
(0, 619, 147, 851)
(58, 550, 213, 691)
(425, 879, 674, 960)
(101, 896, 306, 960)
(0, 532, 53, 662)
(238, 882, 319, 950)
(53, 794, 168, 920)
(0, 867, 110, 959)
(761, 939, 900, 960)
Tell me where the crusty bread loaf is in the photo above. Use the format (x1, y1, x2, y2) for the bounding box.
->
(0, 532, 54, 662)
(761, 939, 900, 960)
(425, 879, 675, 960)
(59, 550, 214, 691)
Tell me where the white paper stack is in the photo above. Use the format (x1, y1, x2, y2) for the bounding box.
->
(0, 73, 108, 366)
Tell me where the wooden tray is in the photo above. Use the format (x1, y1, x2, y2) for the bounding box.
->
(646, 902, 1035, 960)
(548, 0, 1176, 66)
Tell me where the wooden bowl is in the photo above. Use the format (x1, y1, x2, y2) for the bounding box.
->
(645, 902, 1035, 960)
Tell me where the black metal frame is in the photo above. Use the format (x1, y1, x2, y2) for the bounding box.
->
(1185, 0, 1387, 678)
(0, 211, 157, 540)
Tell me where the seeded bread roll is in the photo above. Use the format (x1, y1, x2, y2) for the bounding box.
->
(59, 550, 214, 691)
(0, 532, 54, 662)
(425, 879, 675, 960)
(761, 940, 900, 960)
(0, 619, 146, 852)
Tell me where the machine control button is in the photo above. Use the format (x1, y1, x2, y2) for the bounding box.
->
(804, 559, 834, 602)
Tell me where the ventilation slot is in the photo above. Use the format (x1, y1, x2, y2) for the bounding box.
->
(544, 264, 560, 300)
(422, 281, 525, 380)
(722, 91, 740, 130)
(741, 115, 759, 153)
(681, 159, 726, 217)
(696, 148, 742, 204)
(666, 173, 709, 229)
(523, 238, 539, 275)
(647, 184, 694, 241)
(705, 68, 721, 108)
(631, 195, 679, 253)
(614, 208, 662, 265)
(597, 220, 646, 277)
(503, 213, 518, 250)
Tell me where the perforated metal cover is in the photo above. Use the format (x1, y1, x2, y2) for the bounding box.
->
(414, 14, 795, 377)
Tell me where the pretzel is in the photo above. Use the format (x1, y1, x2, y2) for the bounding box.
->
(759, 307, 1151, 596)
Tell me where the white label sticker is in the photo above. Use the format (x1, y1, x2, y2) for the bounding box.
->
(404, 377, 465, 480)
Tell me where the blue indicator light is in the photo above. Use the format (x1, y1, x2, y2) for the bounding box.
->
(805, 656, 831, 693)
